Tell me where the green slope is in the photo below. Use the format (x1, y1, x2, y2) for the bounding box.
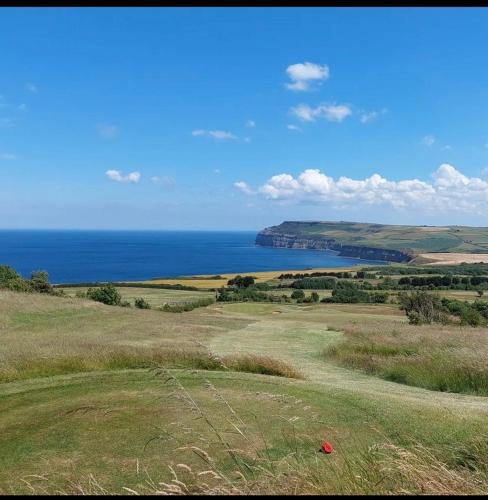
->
(264, 220, 488, 253)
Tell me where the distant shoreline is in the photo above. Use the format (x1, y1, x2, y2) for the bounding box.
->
(0, 230, 385, 284)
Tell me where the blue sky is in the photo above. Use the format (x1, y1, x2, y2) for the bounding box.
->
(2, 7, 488, 230)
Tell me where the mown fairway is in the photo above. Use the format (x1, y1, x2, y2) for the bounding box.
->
(0, 290, 487, 494)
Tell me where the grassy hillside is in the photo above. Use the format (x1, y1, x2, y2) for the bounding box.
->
(265, 221, 488, 253)
(0, 290, 487, 494)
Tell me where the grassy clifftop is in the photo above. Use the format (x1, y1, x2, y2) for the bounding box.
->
(259, 221, 488, 254)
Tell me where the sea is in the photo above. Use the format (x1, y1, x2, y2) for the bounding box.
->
(0, 230, 384, 284)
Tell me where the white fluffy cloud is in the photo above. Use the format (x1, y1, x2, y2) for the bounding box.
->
(237, 164, 488, 215)
(106, 170, 141, 183)
(291, 103, 352, 123)
(234, 181, 254, 195)
(192, 129, 237, 140)
(285, 62, 329, 92)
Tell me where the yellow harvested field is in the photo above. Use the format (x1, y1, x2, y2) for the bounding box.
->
(138, 266, 358, 288)
(418, 253, 488, 265)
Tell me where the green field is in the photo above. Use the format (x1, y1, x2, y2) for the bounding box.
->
(59, 286, 215, 307)
(0, 289, 487, 494)
(264, 221, 488, 254)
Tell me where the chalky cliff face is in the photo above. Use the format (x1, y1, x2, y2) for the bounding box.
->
(255, 223, 413, 263)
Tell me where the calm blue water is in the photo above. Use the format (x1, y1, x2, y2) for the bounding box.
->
(0, 230, 383, 284)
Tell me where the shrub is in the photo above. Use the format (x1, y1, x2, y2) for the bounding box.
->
(86, 284, 122, 306)
(161, 297, 215, 312)
(291, 277, 336, 289)
(0, 265, 31, 292)
(291, 289, 305, 300)
(30, 270, 53, 293)
(460, 307, 485, 327)
(473, 300, 488, 319)
(370, 292, 388, 303)
(134, 297, 151, 309)
(311, 291, 320, 302)
(398, 291, 446, 325)
(227, 275, 256, 288)
(324, 287, 371, 304)
(440, 298, 487, 326)
(217, 287, 268, 303)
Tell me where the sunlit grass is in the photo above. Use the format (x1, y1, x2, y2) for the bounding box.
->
(0, 346, 302, 384)
(326, 322, 488, 396)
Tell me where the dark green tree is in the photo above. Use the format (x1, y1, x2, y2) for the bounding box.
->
(227, 275, 256, 288)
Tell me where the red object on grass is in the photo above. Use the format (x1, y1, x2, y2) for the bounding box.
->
(321, 441, 333, 454)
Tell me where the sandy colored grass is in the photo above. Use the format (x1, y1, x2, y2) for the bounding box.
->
(417, 252, 488, 265)
(139, 266, 357, 289)
(0, 290, 249, 374)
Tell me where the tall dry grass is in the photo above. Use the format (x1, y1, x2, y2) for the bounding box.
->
(133, 441, 488, 495)
(141, 370, 488, 495)
(0, 346, 302, 383)
(326, 321, 488, 396)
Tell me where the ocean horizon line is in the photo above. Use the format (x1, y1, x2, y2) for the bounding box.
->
(0, 228, 261, 233)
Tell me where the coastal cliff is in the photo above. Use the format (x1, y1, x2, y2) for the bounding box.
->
(256, 223, 413, 263)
